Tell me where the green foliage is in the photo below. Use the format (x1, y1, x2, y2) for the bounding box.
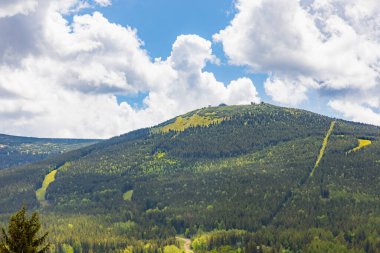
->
(60, 244, 74, 253)
(113, 221, 137, 235)
(304, 237, 349, 253)
(0, 206, 50, 253)
(0, 103, 379, 252)
(190, 228, 374, 253)
(163, 245, 183, 253)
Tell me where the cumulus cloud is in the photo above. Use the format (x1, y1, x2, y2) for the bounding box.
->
(0, 0, 38, 18)
(93, 0, 111, 7)
(215, 0, 380, 124)
(264, 76, 310, 105)
(0, 0, 260, 138)
(169, 35, 218, 73)
(329, 100, 380, 126)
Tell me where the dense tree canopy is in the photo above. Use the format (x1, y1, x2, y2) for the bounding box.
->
(0, 103, 379, 252)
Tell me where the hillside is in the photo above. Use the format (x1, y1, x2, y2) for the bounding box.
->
(0, 103, 379, 252)
(0, 134, 98, 170)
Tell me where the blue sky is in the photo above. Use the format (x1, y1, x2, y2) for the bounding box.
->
(98, 0, 273, 105)
(93, 0, 336, 117)
(99, 0, 235, 58)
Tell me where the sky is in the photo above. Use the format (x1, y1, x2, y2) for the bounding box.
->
(0, 0, 379, 138)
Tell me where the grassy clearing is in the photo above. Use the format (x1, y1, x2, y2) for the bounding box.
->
(310, 121, 335, 177)
(160, 114, 224, 133)
(347, 139, 372, 154)
(155, 151, 166, 159)
(123, 190, 134, 201)
(36, 162, 72, 206)
(36, 169, 58, 206)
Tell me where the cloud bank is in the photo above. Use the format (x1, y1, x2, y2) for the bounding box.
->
(2, 0, 378, 138)
(215, 0, 380, 125)
(0, 0, 260, 138)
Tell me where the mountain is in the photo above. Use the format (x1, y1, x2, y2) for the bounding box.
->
(0, 103, 379, 252)
(0, 134, 98, 170)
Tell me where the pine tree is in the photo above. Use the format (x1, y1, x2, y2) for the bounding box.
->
(0, 206, 50, 253)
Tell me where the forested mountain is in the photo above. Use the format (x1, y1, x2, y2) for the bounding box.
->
(0, 134, 98, 170)
(0, 103, 379, 253)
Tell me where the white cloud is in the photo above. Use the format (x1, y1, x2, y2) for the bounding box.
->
(169, 35, 217, 73)
(0, 0, 38, 18)
(93, 0, 111, 7)
(224, 78, 260, 105)
(215, 0, 380, 124)
(264, 76, 309, 105)
(329, 100, 380, 126)
(141, 35, 260, 122)
(0, 0, 260, 138)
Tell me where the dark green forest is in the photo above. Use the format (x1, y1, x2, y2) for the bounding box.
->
(0, 103, 379, 252)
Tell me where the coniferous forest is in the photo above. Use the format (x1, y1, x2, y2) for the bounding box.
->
(0, 103, 379, 252)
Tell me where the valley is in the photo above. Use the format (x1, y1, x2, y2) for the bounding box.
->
(0, 134, 98, 170)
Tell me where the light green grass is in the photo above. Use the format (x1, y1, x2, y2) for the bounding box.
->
(347, 139, 372, 154)
(123, 190, 134, 201)
(36, 169, 58, 206)
(310, 121, 335, 177)
(155, 151, 166, 159)
(160, 114, 225, 133)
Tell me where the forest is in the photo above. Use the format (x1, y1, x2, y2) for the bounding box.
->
(0, 103, 379, 252)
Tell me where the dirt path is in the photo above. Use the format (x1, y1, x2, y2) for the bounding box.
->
(176, 236, 193, 253)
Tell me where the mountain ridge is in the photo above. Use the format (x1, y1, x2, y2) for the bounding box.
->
(0, 133, 99, 170)
(0, 102, 379, 252)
